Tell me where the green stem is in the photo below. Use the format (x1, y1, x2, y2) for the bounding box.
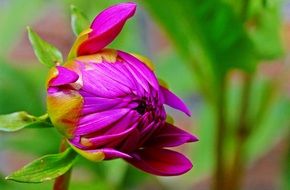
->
(228, 73, 252, 190)
(213, 76, 227, 190)
(53, 140, 72, 190)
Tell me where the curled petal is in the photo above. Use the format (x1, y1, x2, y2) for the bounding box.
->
(69, 143, 131, 161)
(49, 66, 79, 87)
(78, 2, 136, 55)
(160, 85, 191, 116)
(118, 51, 159, 91)
(125, 148, 193, 176)
(102, 148, 132, 160)
(83, 125, 136, 148)
(145, 123, 198, 148)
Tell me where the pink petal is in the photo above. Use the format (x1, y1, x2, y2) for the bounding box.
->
(102, 148, 132, 159)
(77, 2, 136, 55)
(75, 108, 131, 136)
(160, 86, 191, 116)
(88, 125, 136, 147)
(86, 148, 132, 160)
(125, 148, 193, 176)
(49, 66, 79, 87)
(145, 123, 198, 148)
(118, 51, 159, 91)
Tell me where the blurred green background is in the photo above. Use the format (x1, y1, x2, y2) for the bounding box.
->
(0, 0, 290, 189)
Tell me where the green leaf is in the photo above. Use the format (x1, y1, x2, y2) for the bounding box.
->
(27, 27, 63, 67)
(247, 1, 284, 60)
(143, 0, 257, 78)
(0, 112, 52, 132)
(70, 5, 90, 36)
(6, 148, 77, 183)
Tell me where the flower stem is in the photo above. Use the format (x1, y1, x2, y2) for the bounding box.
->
(213, 76, 228, 190)
(53, 169, 72, 190)
(228, 73, 252, 190)
(53, 140, 72, 190)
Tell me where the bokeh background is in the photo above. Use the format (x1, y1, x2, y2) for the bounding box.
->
(0, 0, 290, 189)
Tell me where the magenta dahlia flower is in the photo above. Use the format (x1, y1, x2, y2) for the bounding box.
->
(46, 2, 198, 176)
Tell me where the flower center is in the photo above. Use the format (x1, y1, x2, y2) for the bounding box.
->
(134, 100, 147, 115)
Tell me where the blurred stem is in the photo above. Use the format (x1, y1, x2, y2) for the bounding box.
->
(213, 75, 228, 190)
(283, 132, 290, 190)
(228, 73, 253, 190)
(227, 0, 253, 189)
(53, 140, 72, 190)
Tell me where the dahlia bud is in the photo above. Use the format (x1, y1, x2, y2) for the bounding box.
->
(46, 2, 198, 176)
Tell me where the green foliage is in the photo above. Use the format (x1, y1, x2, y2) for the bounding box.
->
(0, 61, 45, 115)
(70, 5, 90, 36)
(283, 135, 290, 190)
(27, 27, 63, 67)
(0, 112, 52, 132)
(143, 0, 257, 80)
(0, 0, 287, 189)
(247, 0, 284, 59)
(0, 0, 45, 57)
(6, 148, 77, 183)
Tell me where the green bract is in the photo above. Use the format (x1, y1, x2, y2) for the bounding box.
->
(6, 148, 77, 183)
(0, 112, 52, 132)
(27, 27, 63, 67)
(70, 5, 90, 36)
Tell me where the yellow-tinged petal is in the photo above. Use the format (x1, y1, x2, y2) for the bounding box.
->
(68, 140, 105, 162)
(67, 28, 92, 60)
(166, 114, 174, 124)
(130, 53, 154, 70)
(46, 67, 58, 87)
(158, 78, 169, 88)
(47, 90, 83, 138)
(76, 49, 117, 64)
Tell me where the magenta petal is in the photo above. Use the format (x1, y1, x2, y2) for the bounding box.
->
(88, 125, 135, 147)
(86, 148, 132, 160)
(145, 123, 198, 148)
(78, 2, 136, 55)
(125, 148, 193, 176)
(118, 51, 159, 91)
(101, 148, 132, 160)
(160, 86, 191, 116)
(49, 66, 79, 87)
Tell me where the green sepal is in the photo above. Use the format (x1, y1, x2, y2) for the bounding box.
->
(6, 148, 77, 183)
(70, 5, 90, 36)
(0, 112, 52, 132)
(27, 27, 63, 67)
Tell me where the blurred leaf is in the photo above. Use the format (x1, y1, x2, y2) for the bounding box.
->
(121, 165, 149, 190)
(143, 0, 257, 80)
(27, 27, 63, 67)
(0, 112, 52, 132)
(0, 61, 45, 115)
(155, 51, 197, 96)
(247, 0, 283, 59)
(6, 148, 77, 183)
(104, 159, 127, 189)
(247, 97, 290, 159)
(70, 5, 90, 36)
